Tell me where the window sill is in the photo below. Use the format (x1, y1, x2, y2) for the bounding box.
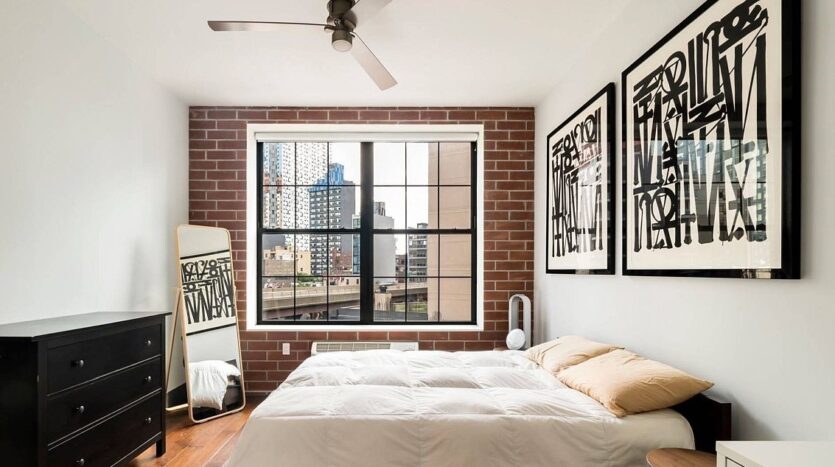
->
(246, 323, 484, 332)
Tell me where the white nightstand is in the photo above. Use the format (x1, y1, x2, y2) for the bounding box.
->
(716, 441, 835, 467)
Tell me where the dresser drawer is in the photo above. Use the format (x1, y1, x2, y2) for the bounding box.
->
(47, 324, 161, 394)
(47, 395, 162, 467)
(46, 358, 162, 444)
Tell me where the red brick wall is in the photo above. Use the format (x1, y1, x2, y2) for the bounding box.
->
(188, 107, 535, 393)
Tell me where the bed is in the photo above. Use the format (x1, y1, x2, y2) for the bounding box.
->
(228, 349, 727, 466)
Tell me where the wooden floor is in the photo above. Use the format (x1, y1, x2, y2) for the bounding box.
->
(127, 396, 264, 467)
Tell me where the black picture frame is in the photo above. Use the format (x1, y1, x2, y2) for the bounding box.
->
(621, 0, 801, 279)
(545, 83, 616, 275)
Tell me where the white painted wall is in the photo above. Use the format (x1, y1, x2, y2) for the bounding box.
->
(535, 0, 835, 441)
(0, 0, 188, 324)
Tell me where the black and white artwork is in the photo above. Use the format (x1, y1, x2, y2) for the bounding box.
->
(546, 84, 615, 274)
(622, 0, 800, 278)
(179, 250, 237, 334)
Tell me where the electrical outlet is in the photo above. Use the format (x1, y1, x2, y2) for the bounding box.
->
(282, 342, 291, 355)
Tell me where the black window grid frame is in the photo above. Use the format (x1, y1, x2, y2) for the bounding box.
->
(256, 141, 478, 326)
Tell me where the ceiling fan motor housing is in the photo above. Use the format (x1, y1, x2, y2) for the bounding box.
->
(327, 0, 356, 23)
(328, 0, 356, 51)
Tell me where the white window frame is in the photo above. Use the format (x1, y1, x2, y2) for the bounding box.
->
(246, 124, 485, 331)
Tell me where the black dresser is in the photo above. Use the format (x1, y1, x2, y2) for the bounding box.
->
(0, 312, 169, 467)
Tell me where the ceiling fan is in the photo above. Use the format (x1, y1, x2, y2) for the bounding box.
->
(208, 0, 397, 90)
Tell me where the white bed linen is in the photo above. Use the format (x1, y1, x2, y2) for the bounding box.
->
(188, 360, 240, 410)
(227, 350, 693, 467)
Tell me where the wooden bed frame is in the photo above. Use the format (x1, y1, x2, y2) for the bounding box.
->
(671, 394, 732, 453)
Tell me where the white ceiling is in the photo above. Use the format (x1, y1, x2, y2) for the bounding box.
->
(61, 0, 632, 107)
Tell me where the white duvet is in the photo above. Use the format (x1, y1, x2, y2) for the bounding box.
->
(188, 360, 240, 410)
(227, 350, 693, 467)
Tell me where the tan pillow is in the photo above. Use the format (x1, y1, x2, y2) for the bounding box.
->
(557, 349, 713, 417)
(526, 335, 621, 373)
(525, 339, 560, 364)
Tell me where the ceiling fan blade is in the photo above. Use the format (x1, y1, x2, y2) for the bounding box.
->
(208, 21, 330, 32)
(351, 0, 393, 25)
(350, 33, 397, 90)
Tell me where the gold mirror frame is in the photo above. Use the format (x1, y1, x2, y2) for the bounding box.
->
(172, 225, 246, 424)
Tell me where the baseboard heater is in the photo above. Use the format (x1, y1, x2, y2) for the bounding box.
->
(311, 341, 419, 355)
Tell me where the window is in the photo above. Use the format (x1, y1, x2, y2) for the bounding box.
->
(255, 137, 478, 327)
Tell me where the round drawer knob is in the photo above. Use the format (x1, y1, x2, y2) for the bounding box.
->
(72, 359, 85, 368)
(75, 405, 86, 414)
(145, 339, 153, 347)
(144, 375, 153, 384)
(76, 459, 86, 466)
(144, 417, 153, 425)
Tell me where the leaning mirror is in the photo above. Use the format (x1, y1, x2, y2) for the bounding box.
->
(176, 225, 246, 423)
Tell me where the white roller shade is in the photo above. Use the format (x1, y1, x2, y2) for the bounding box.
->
(250, 124, 481, 143)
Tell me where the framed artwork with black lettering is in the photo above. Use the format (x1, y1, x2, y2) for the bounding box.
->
(622, 0, 801, 279)
(545, 84, 615, 275)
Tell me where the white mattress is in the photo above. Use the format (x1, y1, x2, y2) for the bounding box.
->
(227, 350, 693, 467)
